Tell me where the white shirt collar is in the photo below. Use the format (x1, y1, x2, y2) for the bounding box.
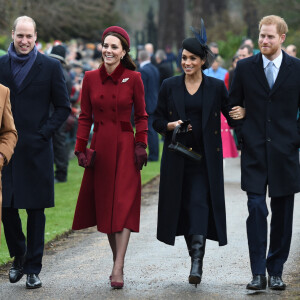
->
(140, 60, 151, 68)
(262, 51, 283, 69)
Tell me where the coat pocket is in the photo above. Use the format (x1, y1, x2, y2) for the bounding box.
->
(120, 121, 133, 132)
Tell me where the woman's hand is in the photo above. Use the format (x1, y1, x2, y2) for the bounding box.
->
(75, 151, 87, 168)
(134, 142, 147, 170)
(167, 120, 192, 131)
(229, 106, 246, 120)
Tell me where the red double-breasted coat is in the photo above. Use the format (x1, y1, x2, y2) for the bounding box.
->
(72, 63, 148, 233)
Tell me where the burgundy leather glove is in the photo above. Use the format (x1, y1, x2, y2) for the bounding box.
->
(75, 151, 87, 168)
(134, 142, 147, 170)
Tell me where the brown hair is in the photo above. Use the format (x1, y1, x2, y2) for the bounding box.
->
(100, 32, 136, 71)
(259, 15, 288, 35)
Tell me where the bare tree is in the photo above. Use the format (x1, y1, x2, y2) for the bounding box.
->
(0, 0, 119, 42)
(157, 0, 185, 50)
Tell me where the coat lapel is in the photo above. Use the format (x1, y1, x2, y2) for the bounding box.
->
(270, 51, 291, 95)
(172, 74, 186, 120)
(17, 52, 42, 94)
(251, 53, 270, 93)
(0, 55, 16, 91)
(202, 75, 216, 129)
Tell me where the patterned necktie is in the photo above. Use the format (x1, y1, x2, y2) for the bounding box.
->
(265, 61, 274, 89)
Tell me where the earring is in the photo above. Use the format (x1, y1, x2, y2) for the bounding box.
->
(121, 56, 124, 60)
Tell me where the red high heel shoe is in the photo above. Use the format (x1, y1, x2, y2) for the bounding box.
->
(111, 281, 124, 289)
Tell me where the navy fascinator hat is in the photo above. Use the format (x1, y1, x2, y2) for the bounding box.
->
(182, 19, 214, 70)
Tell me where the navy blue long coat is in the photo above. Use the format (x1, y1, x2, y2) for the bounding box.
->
(153, 74, 232, 246)
(0, 52, 70, 209)
(230, 52, 300, 197)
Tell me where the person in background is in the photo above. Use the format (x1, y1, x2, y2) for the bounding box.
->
(229, 15, 300, 291)
(155, 49, 173, 86)
(139, 50, 160, 161)
(165, 45, 177, 73)
(237, 44, 253, 60)
(286, 44, 297, 57)
(243, 38, 260, 55)
(72, 26, 148, 289)
(145, 42, 156, 65)
(0, 16, 70, 289)
(49, 45, 72, 183)
(208, 42, 219, 57)
(203, 55, 227, 81)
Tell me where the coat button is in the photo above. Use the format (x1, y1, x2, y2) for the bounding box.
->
(214, 130, 218, 135)
(112, 95, 116, 99)
(112, 108, 116, 112)
(267, 118, 271, 122)
(100, 95, 104, 99)
(217, 147, 220, 152)
(267, 138, 271, 142)
(100, 121, 104, 125)
(169, 111, 172, 115)
(214, 112, 217, 117)
(100, 108, 103, 112)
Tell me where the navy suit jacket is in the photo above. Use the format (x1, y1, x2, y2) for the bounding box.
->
(139, 62, 160, 115)
(0, 52, 70, 208)
(229, 51, 300, 197)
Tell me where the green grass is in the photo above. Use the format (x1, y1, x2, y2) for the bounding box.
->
(0, 142, 162, 264)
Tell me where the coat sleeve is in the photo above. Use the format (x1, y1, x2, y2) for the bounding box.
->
(228, 63, 245, 141)
(153, 80, 169, 136)
(133, 72, 148, 145)
(75, 73, 93, 152)
(38, 60, 71, 140)
(220, 81, 234, 127)
(0, 87, 17, 165)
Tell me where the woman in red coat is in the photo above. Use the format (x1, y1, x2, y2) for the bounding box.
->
(72, 26, 148, 289)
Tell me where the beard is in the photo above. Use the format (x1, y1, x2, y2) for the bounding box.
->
(259, 43, 281, 58)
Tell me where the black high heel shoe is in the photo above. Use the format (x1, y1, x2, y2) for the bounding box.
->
(185, 235, 206, 287)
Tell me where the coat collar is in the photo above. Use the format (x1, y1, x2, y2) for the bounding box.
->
(251, 51, 292, 95)
(170, 73, 216, 129)
(0, 52, 43, 94)
(99, 63, 125, 84)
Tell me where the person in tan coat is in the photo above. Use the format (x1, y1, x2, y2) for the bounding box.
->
(0, 84, 18, 239)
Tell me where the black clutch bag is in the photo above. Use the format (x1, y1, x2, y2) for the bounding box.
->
(168, 124, 202, 162)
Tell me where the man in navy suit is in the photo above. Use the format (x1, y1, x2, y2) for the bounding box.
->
(0, 16, 70, 289)
(139, 50, 160, 161)
(230, 15, 300, 291)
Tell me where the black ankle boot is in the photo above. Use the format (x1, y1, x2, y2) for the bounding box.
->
(185, 235, 206, 287)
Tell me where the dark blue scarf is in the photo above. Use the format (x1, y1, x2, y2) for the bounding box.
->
(8, 42, 38, 88)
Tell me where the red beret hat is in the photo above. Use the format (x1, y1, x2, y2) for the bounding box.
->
(102, 26, 130, 48)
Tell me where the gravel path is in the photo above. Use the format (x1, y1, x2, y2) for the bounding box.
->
(0, 158, 299, 299)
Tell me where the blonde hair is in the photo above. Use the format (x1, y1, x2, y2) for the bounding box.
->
(259, 15, 288, 35)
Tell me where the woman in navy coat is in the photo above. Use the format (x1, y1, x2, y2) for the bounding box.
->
(72, 26, 148, 289)
(153, 34, 235, 286)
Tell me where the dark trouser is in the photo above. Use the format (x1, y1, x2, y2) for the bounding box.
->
(147, 115, 159, 161)
(53, 123, 69, 182)
(246, 192, 294, 276)
(2, 207, 46, 274)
